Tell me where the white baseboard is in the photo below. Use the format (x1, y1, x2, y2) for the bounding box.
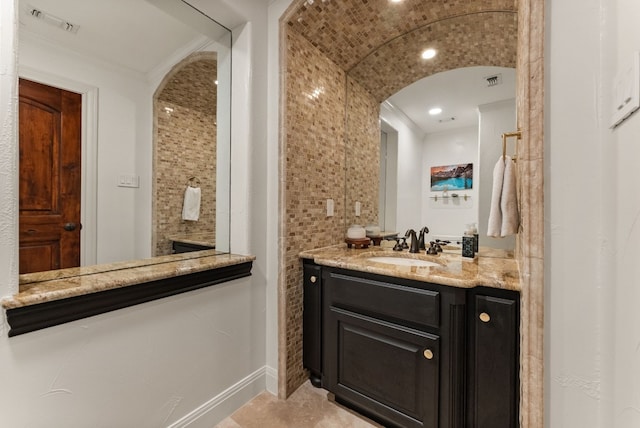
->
(265, 365, 278, 395)
(167, 366, 267, 428)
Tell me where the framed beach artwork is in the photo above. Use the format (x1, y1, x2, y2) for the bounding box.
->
(430, 163, 473, 191)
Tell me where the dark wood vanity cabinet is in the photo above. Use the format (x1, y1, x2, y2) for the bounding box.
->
(321, 267, 466, 428)
(302, 261, 520, 428)
(466, 288, 520, 428)
(302, 263, 323, 386)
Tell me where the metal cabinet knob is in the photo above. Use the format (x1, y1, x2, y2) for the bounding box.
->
(479, 312, 491, 323)
(423, 349, 433, 360)
(310, 275, 317, 284)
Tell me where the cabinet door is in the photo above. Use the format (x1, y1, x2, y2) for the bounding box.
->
(326, 307, 440, 428)
(469, 293, 519, 428)
(303, 263, 322, 384)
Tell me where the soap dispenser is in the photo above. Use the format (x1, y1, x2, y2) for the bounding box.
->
(462, 224, 476, 259)
(462, 236, 475, 258)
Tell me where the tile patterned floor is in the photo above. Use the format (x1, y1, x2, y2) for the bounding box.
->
(215, 382, 382, 428)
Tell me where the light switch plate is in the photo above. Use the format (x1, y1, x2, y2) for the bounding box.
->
(611, 51, 640, 128)
(117, 174, 139, 188)
(355, 201, 361, 217)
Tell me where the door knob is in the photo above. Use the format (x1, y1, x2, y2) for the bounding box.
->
(479, 312, 491, 323)
(63, 222, 77, 231)
(423, 349, 434, 360)
(310, 275, 317, 283)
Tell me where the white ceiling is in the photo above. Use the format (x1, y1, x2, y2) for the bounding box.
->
(18, 0, 228, 75)
(18, 1, 515, 133)
(386, 66, 516, 135)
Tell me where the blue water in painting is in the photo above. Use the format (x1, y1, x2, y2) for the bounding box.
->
(431, 177, 472, 191)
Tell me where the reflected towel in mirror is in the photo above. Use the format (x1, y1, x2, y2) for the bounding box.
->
(487, 155, 519, 237)
(182, 186, 201, 221)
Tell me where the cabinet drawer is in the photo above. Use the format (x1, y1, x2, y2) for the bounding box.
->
(325, 271, 440, 329)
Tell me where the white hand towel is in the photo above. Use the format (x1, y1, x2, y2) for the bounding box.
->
(501, 156, 519, 236)
(182, 186, 201, 221)
(487, 156, 505, 237)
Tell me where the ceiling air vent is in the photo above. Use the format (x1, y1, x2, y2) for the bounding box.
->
(485, 73, 503, 87)
(26, 5, 80, 34)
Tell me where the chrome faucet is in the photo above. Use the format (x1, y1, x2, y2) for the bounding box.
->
(405, 229, 420, 253)
(417, 227, 430, 250)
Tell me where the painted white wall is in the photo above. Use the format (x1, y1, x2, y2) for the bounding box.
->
(421, 126, 479, 240)
(478, 99, 516, 249)
(0, 0, 19, 299)
(266, 0, 291, 395)
(380, 102, 425, 233)
(0, 1, 270, 427)
(379, 120, 398, 232)
(546, 0, 617, 426)
(611, 0, 640, 427)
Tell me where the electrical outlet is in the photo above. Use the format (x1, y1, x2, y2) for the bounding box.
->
(326, 198, 334, 217)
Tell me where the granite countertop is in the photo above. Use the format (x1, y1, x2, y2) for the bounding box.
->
(2, 250, 255, 309)
(299, 244, 520, 291)
(167, 232, 215, 247)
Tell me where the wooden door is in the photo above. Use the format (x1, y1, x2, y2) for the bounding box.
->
(19, 78, 82, 274)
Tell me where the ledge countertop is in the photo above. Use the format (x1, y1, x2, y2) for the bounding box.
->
(299, 244, 520, 292)
(2, 251, 255, 310)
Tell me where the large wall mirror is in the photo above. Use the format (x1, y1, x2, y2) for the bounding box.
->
(17, 0, 231, 274)
(344, 11, 517, 251)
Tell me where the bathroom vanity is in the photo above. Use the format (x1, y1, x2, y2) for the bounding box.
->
(301, 246, 520, 428)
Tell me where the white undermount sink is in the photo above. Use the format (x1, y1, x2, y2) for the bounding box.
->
(367, 256, 440, 268)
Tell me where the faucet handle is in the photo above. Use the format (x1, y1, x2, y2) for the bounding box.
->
(426, 241, 439, 255)
(392, 237, 404, 251)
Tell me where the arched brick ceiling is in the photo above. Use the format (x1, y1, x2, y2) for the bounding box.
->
(156, 53, 217, 114)
(285, 0, 517, 102)
(350, 12, 517, 102)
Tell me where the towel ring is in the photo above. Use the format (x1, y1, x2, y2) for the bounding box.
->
(187, 176, 201, 187)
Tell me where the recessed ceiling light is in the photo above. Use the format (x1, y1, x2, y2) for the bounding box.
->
(421, 48, 437, 60)
(390, 0, 403, 3)
(429, 107, 442, 115)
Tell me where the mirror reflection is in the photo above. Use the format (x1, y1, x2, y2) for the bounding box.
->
(17, 0, 231, 274)
(344, 11, 517, 251)
(379, 66, 516, 250)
